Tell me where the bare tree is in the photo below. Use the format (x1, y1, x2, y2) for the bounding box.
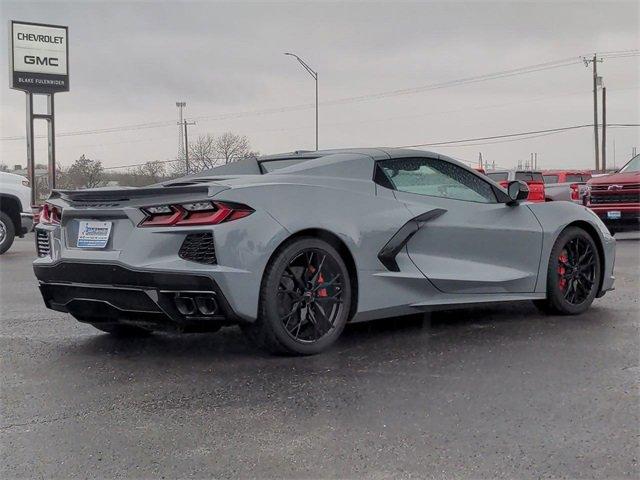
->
(189, 134, 220, 172)
(116, 161, 168, 187)
(59, 154, 104, 189)
(137, 160, 167, 184)
(214, 132, 251, 164)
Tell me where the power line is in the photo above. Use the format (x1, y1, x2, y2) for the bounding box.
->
(3, 51, 636, 142)
(97, 123, 639, 171)
(396, 123, 639, 148)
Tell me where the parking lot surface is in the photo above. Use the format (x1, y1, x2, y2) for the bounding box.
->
(1, 234, 639, 479)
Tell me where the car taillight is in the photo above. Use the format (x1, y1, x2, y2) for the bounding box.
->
(40, 203, 62, 225)
(139, 201, 254, 227)
(526, 182, 545, 202)
(570, 183, 580, 201)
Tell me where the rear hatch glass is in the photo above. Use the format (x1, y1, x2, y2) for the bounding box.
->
(515, 172, 544, 182)
(487, 172, 509, 182)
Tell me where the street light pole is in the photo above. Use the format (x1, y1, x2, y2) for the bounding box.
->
(284, 53, 318, 150)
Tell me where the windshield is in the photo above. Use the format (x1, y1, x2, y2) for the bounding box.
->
(619, 154, 640, 173)
(543, 175, 559, 184)
(566, 174, 591, 183)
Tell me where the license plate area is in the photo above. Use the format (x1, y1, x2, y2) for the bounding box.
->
(607, 211, 622, 220)
(77, 221, 112, 248)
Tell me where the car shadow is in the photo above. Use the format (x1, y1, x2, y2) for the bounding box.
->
(63, 299, 586, 363)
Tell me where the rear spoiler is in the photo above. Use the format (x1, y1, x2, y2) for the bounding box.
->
(50, 184, 223, 203)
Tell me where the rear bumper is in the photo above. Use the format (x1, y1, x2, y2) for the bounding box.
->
(34, 261, 241, 331)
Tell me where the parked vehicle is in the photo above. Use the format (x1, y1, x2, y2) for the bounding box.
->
(34, 149, 614, 355)
(486, 170, 546, 202)
(585, 154, 640, 234)
(542, 170, 592, 203)
(0, 172, 33, 254)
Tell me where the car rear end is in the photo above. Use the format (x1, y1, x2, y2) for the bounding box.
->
(542, 171, 592, 203)
(33, 183, 288, 331)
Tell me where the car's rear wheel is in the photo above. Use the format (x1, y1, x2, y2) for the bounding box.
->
(90, 323, 153, 337)
(242, 237, 351, 355)
(535, 227, 601, 315)
(0, 212, 16, 255)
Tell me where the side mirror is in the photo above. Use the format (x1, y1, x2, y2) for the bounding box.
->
(506, 180, 529, 205)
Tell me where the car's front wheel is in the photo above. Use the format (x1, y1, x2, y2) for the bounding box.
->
(242, 237, 352, 355)
(536, 226, 601, 315)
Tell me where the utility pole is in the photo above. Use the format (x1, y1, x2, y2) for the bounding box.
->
(176, 101, 186, 160)
(601, 83, 607, 171)
(179, 119, 196, 175)
(583, 55, 603, 171)
(478, 152, 483, 170)
(534, 152, 538, 170)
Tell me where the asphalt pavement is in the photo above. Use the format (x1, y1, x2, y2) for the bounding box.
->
(1, 234, 638, 479)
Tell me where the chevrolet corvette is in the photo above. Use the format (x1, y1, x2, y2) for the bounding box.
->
(33, 148, 615, 354)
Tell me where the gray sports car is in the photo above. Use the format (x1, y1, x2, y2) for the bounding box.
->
(34, 148, 615, 354)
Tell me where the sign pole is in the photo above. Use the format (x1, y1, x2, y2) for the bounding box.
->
(47, 94, 56, 189)
(25, 92, 36, 206)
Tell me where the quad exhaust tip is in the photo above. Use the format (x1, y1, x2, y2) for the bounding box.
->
(174, 294, 218, 316)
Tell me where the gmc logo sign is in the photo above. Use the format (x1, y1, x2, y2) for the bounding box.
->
(24, 55, 59, 67)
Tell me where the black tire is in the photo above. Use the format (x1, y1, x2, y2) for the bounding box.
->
(242, 237, 352, 355)
(535, 227, 601, 315)
(90, 323, 153, 337)
(0, 211, 16, 255)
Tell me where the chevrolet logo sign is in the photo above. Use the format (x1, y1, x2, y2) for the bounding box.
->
(607, 185, 623, 191)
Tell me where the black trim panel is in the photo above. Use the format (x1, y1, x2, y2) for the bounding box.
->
(34, 261, 241, 326)
(377, 208, 447, 272)
(33, 261, 213, 290)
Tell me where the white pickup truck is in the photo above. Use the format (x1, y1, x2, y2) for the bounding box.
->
(0, 171, 33, 254)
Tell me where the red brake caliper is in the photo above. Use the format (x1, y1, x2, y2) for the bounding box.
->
(317, 273, 328, 297)
(308, 265, 328, 297)
(558, 250, 568, 291)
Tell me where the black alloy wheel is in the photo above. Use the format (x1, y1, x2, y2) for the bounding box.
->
(278, 247, 345, 343)
(556, 236, 597, 305)
(536, 227, 601, 315)
(242, 237, 352, 355)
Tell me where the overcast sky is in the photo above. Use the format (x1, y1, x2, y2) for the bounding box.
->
(0, 0, 638, 171)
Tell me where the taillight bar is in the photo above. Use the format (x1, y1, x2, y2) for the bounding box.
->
(40, 203, 62, 225)
(569, 183, 580, 201)
(139, 201, 253, 227)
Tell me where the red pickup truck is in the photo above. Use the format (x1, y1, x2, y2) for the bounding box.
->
(585, 154, 640, 234)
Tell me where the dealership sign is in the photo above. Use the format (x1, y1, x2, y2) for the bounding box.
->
(9, 20, 69, 93)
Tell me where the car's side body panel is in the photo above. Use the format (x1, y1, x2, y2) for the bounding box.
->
(394, 190, 544, 294)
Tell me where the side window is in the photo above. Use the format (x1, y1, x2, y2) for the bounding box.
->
(378, 157, 497, 203)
